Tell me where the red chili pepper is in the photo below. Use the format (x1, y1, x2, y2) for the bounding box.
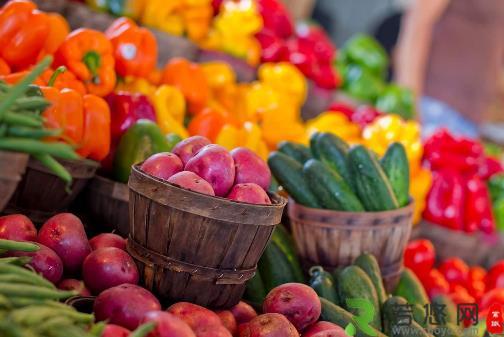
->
(464, 176, 495, 234)
(423, 169, 465, 230)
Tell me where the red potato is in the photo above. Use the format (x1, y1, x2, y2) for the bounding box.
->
(82, 247, 139, 294)
(167, 302, 222, 330)
(141, 152, 183, 180)
(185, 144, 235, 197)
(263, 283, 321, 331)
(143, 311, 196, 337)
(89, 233, 127, 251)
(0, 214, 37, 241)
(173, 136, 211, 166)
(168, 171, 215, 196)
(8, 243, 63, 284)
(227, 184, 271, 205)
(94, 284, 161, 330)
(58, 279, 91, 296)
(303, 322, 346, 337)
(102, 324, 130, 337)
(216, 310, 237, 336)
(195, 324, 233, 337)
(239, 313, 299, 337)
(230, 301, 257, 325)
(37, 213, 91, 274)
(231, 147, 271, 190)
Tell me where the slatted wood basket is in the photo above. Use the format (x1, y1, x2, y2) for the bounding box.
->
(6, 158, 98, 223)
(0, 151, 29, 212)
(288, 199, 414, 290)
(83, 175, 129, 237)
(127, 165, 286, 308)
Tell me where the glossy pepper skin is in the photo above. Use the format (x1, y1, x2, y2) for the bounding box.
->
(0, 0, 50, 70)
(0, 58, 10, 76)
(404, 239, 435, 277)
(113, 119, 171, 183)
(39, 13, 70, 60)
(106, 92, 157, 145)
(55, 28, 116, 97)
(40, 68, 86, 95)
(423, 169, 465, 230)
(150, 85, 188, 138)
(464, 176, 495, 234)
(105, 17, 158, 78)
(338, 34, 388, 80)
(375, 84, 415, 120)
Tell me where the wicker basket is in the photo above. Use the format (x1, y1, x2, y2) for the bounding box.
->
(5, 158, 98, 224)
(0, 151, 29, 212)
(83, 175, 129, 237)
(288, 200, 414, 290)
(127, 165, 286, 308)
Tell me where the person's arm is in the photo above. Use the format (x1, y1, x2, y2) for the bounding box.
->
(394, 0, 450, 97)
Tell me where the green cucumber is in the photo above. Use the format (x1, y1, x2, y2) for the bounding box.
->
(268, 152, 320, 207)
(278, 141, 313, 164)
(381, 142, 410, 207)
(348, 145, 399, 211)
(310, 132, 322, 158)
(312, 133, 352, 183)
(309, 266, 339, 305)
(303, 159, 364, 211)
(338, 265, 381, 331)
(270, 225, 305, 283)
(244, 269, 267, 307)
(320, 298, 388, 337)
(354, 253, 387, 305)
(393, 268, 429, 306)
(382, 296, 432, 337)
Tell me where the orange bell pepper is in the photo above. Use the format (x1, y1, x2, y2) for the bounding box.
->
(0, 70, 44, 85)
(39, 13, 69, 59)
(40, 67, 86, 95)
(41, 86, 84, 145)
(0, 58, 10, 76)
(0, 0, 50, 70)
(188, 107, 235, 142)
(105, 17, 158, 78)
(161, 58, 210, 114)
(54, 28, 116, 97)
(76, 95, 111, 161)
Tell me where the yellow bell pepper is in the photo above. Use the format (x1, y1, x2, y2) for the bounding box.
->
(216, 124, 243, 150)
(215, 121, 269, 160)
(182, 2, 213, 42)
(201, 61, 236, 89)
(141, 0, 185, 36)
(306, 112, 362, 144)
(258, 62, 307, 108)
(115, 77, 156, 96)
(411, 167, 433, 224)
(151, 85, 188, 138)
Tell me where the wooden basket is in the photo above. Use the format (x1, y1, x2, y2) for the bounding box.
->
(83, 175, 129, 237)
(288, 200, 413, 290)
(0, 151, 29, 212)
(127, 165, 286, 308)
(5, 158, 98, 224)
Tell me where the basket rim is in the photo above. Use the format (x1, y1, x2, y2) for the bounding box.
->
(288, 197, 414, 217)
(130, 164, 287, 210)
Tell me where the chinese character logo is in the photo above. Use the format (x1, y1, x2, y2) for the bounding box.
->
(424, 303, 447, 325)
(344, 298, 377, 337)
(457, 303, 478, 326)
(486, 303, 504, 334)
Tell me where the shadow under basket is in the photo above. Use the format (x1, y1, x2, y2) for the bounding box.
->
(5, 157, 98, 224)
(288, 200, 413, 291)
(0, 151, 29, 212)
(83, 175, 129, 237)
(127, 165, 287, 309)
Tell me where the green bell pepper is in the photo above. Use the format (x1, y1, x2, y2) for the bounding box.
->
(344, 65, 385, 103)
(489, 174, 504, 201)
(113, 119, 171, 183)
(166, 133, 182, 152)
(341, 34, 389, 80)
(493, 198, 504, 231)
(375, 84, 415, 119)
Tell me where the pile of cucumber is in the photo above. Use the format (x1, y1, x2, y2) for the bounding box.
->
(0, 56, 78, 184)
(268, 132, 410, 212)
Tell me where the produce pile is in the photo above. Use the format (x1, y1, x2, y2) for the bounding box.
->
(269, 132, 410, 212)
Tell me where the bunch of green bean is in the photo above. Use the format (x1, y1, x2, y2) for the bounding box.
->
(0, 239, 155, 337)
(0, 56, 78, 185)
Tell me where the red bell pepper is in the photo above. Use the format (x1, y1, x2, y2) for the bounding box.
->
(464, 176, 495, 234)
(486, 261, 504, 291)
(479, 157, 504, 180)
(256, 29, 288, 63)
(295, 23, 335, 63)
(421, 268, 450, 299)
(404, 239, 435, 276)
(328, 102, 355, 119)
(439, 257, 469, 287)
(351, 105, 382, 128)
(423, 169, 465, 230)
(256, 0, 293, 39)
(467, 266, 486, 302)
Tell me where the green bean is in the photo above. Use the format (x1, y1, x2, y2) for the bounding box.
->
(0, 320, 24, 337)
(0, 275, 52, 288)
(0, 124, 7, 137)
(0, 283, 76, 300)
(38, 316, 74, 332)
(0, 264, 54, 289)
(0, 239, 39, 252)
(0, 81, 9, 92)
(0, 257, 32, 266)
(0, 294, 10, 309)
(2, 112, 43, 128)
(130, 322, 156, 337)
(12, 96, 50, 111)
(33, 153, 72, 185)
(25, 85, 43, 98)
(7, 126, 61, 139)
(8, 297, 59, 308)
(0, 138, 79, 159)
(0, 56, 52, 120)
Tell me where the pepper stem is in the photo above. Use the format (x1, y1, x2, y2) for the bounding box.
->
(47, 66, 67, 87)
(82, 51, 101, 85)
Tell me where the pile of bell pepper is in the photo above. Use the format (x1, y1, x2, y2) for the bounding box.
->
(405, 239, 504, 318)
(336, 34, 415, 119)
(423, 129, 503, 234)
